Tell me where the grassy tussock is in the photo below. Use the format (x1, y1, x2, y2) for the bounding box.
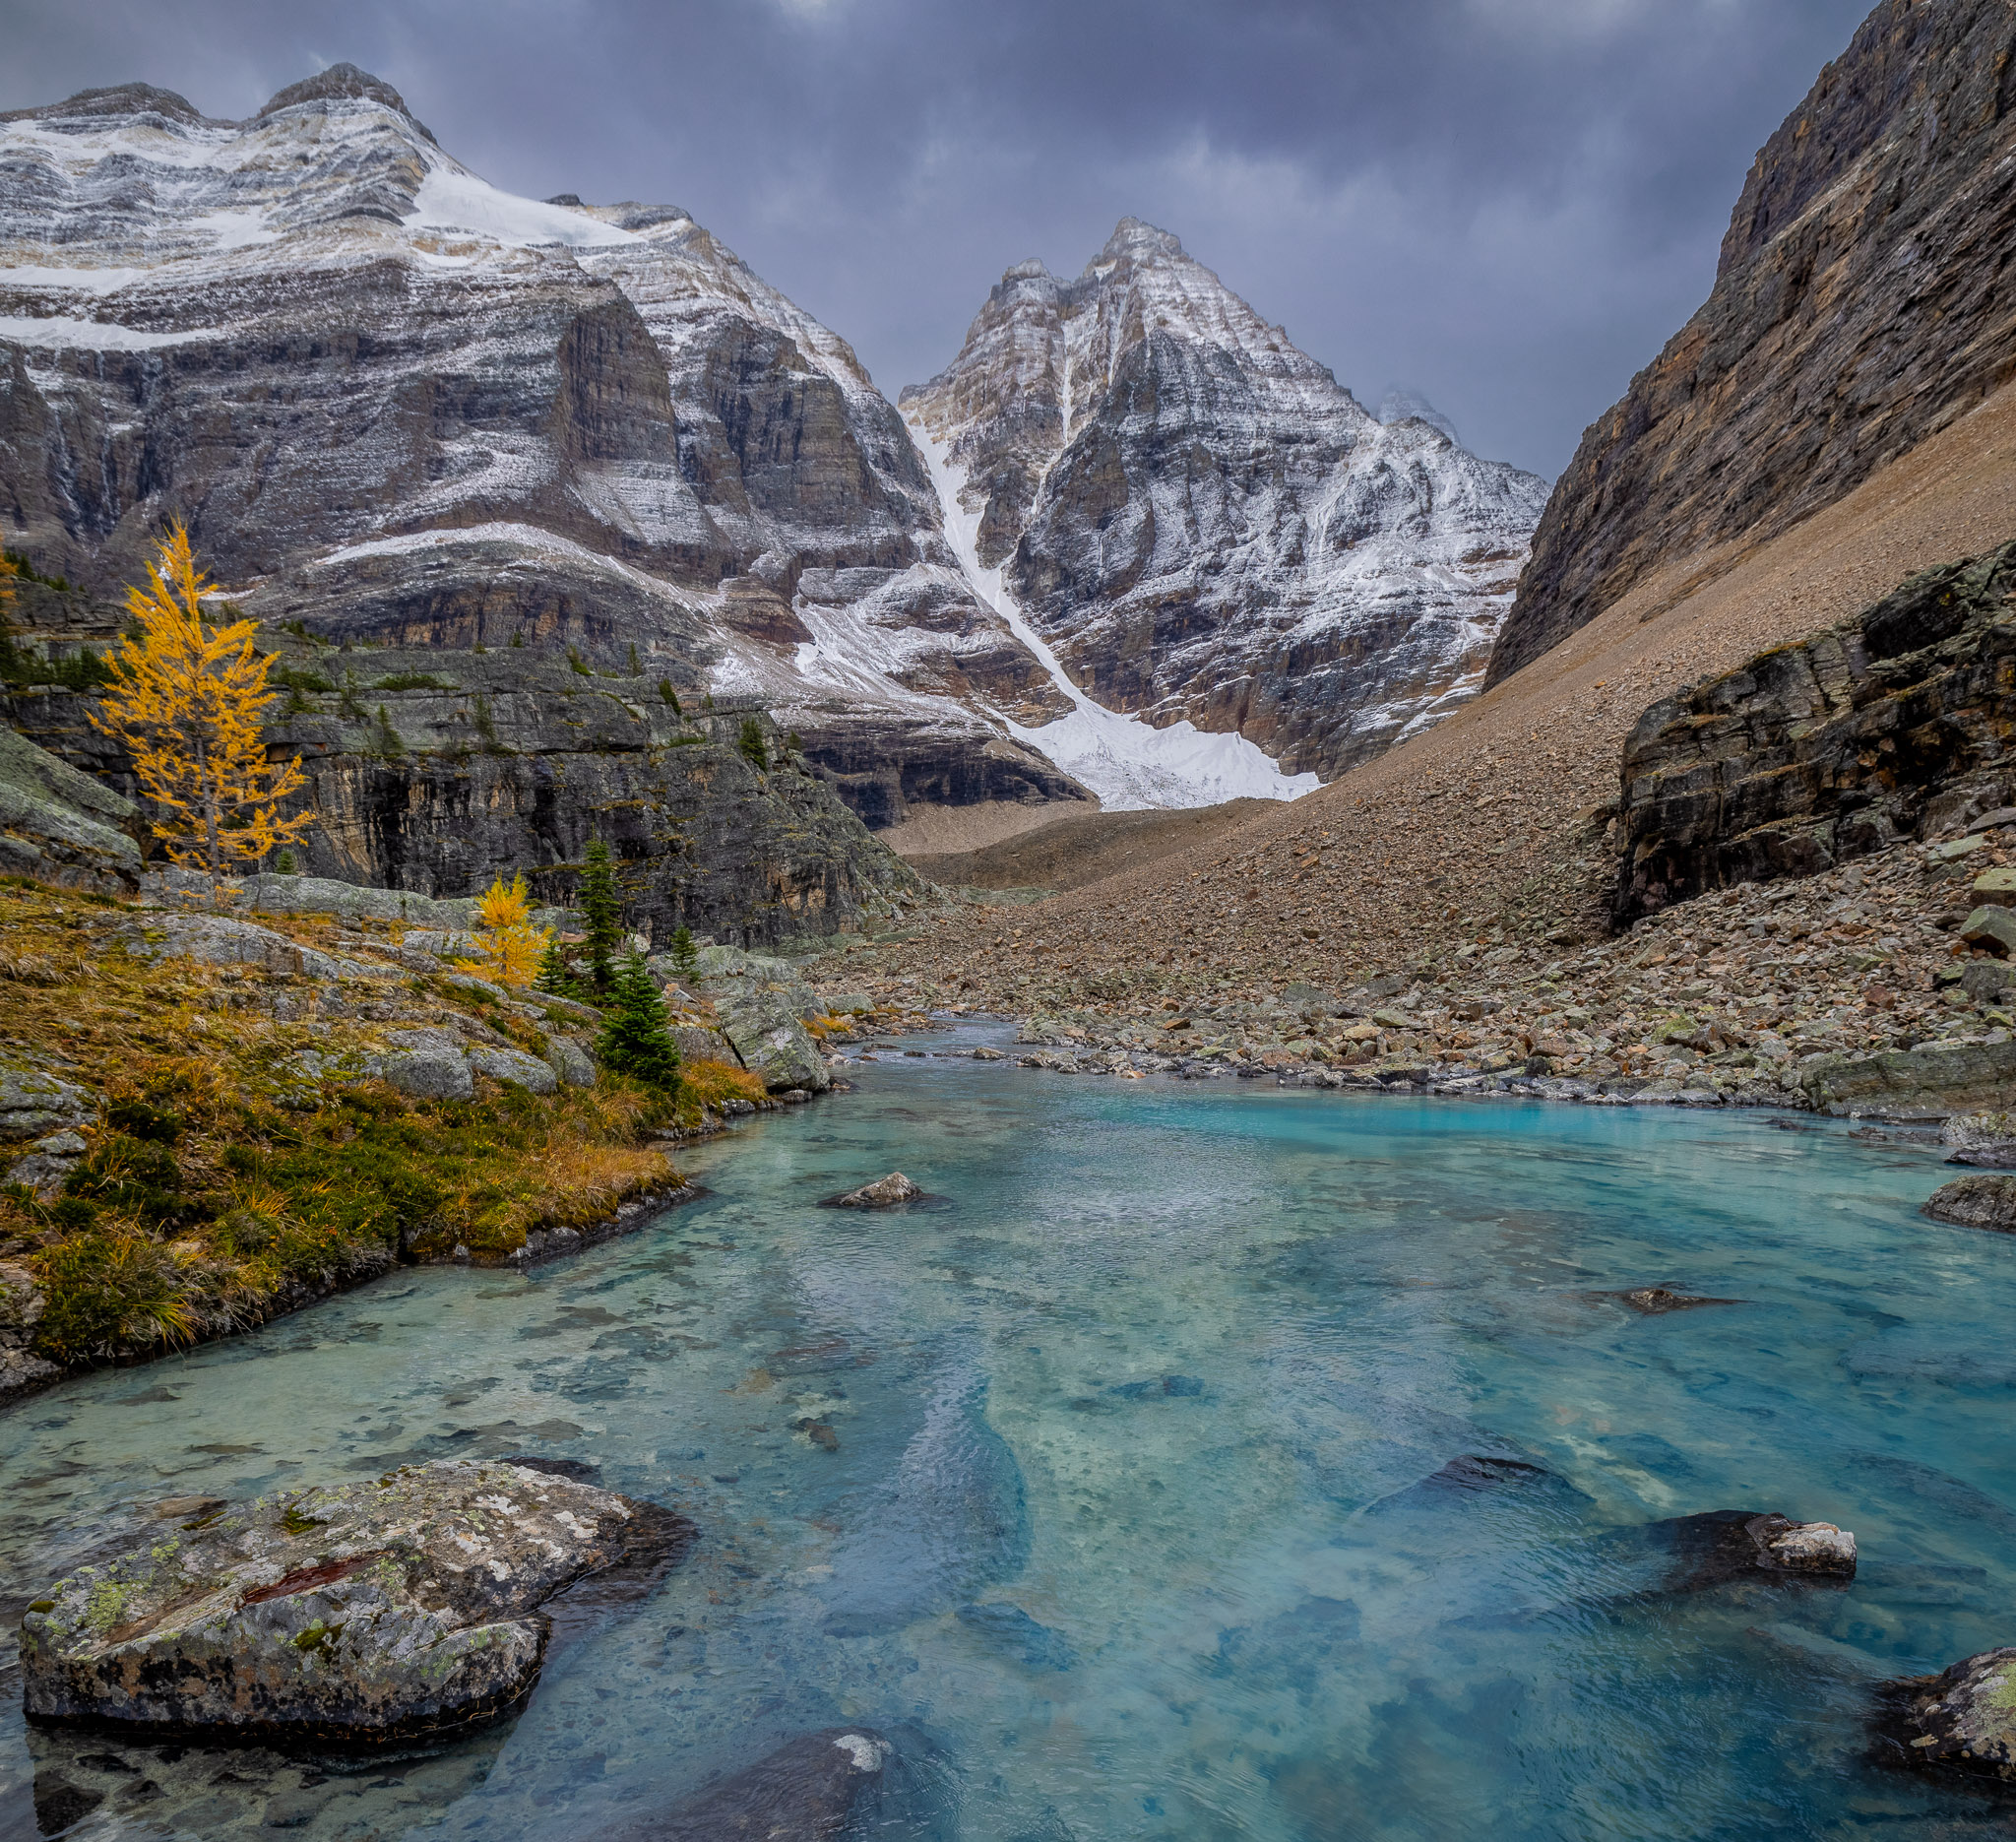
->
(678, 1055, 770, 1110)
(0, 878, 682, 1371)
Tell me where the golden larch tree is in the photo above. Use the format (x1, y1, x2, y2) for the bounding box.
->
(454, 872, 551, 988)
(91, 523, 311, 889)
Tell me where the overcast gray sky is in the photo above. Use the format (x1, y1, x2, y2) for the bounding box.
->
(5, 0, 1875, 477)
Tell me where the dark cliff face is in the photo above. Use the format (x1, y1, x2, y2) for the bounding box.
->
(2, 639, 925, 946)
(0, 71, 1089, 841)
(1614, 542, 2016, 922)
(1490, 0, 2016, 687)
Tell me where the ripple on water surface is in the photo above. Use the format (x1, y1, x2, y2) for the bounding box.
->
(2, 1027, 2013, 1839)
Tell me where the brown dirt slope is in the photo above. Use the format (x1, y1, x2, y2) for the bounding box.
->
(904, 799, 1271, 893)
(1489, 0, 2016, 685)
(872, 378, 2016, 1008)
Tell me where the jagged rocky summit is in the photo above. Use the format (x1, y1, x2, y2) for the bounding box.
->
(902, 220, 1550, 789)
(0, 63, 1089, 888)
(1489, 0, 2016, 685)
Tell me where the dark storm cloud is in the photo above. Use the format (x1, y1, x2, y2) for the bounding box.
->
(3, 0, 1876, 475)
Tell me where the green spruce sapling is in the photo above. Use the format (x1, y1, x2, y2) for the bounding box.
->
(596, 950, 682, 1092)
(578, 839, 623, 994)
(669, 924, 699, 983)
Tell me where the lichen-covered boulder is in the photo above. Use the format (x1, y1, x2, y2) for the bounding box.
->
(1923, 1173, 2016, 1232)
(1876, 1647, 2016, 1784)
(0, 1064, 93, 1143)
(716, 987, 832, 1094)
(20, 1460, 685, 1747)
(0, 1261, 59, 1402)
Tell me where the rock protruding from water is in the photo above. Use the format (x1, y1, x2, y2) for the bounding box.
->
(830, 1172, 922, 1208)
(1653, 1509, 1858, 1591)
(1940, 1112, 2016, 1168)
(640, 1728, 892, 1838)
(1923, 1173, 2016, 1232)
(20, 1459, 685, 1747)
(1873, 1647, 2016, 1786)
(1594, 1286, 1744, 1314)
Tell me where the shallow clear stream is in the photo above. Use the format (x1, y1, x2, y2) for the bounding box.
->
(3, 1023, 2014, 1840)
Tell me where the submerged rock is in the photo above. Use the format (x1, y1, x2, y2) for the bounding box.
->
(828, 1172, 923, 1209)
(1922, 1174, 2016, 1232)
(635, 1728, 892, 1839)
(1648, 1509, 1857, 1592)
(1873, 1647, 2016, 1786)
(1592, 1286, 1745, 1314)
(20, 1459, 687, 1747)
(957, 1602, 1076, 1672)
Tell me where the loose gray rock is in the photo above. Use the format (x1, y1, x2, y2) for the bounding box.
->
(1922, 1174, 2016, 1233)
(5, 1128, 89, 1199)
(542, 1035, 598, 1089)
(19, 1459, 686, 1747)
(1961, 906, 2016, 957)
(1875, 1646, 2016, 1785)
(830, 1173, 923, 1209)
(0, 1065, 94, 1143)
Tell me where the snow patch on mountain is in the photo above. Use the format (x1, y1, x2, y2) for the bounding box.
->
(908, 414, 1319, 811)
(404, 166, 641, 249)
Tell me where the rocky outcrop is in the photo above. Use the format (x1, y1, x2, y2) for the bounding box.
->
(0, 724, 144, 892)
(20, 1459, 688, 1747)
(0, 67, 1088, 840)
(904, 222, 1550, 780)
(830, 1172, 922, 1208)
(1490, 0, 2016, 684)
(1875, 1647, 2016, 1785)
(0, 1260, 59, 1401)
(684, 943, 832, 1090)
(1614, 544, 2016, 921)
(6, 662, 929, 946)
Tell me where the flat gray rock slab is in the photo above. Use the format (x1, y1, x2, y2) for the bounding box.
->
(20, 1459, 681, 1747)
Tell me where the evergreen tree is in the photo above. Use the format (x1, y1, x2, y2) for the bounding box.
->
(535, 933, 581, 999)
(578, 839, 622, 993)
(737, 717, 769, 771)
(596, 950, 682, 1092)
(668, 923, 699, 984)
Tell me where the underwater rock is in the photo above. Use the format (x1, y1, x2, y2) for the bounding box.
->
(1649, 1509, 1857, 1592)
(1873, 1647, 2016, 1786)
(957, 1603, 1076, 1672)
(20, 1459, 686, 1747)
(633, 1728, 892, 1839)
(829, 1172, 923, 1208)
(1922, 1174, 2016, 1233)
(1591, 1286, 1746, 1314)
(1107, 1374, 1205, 1400)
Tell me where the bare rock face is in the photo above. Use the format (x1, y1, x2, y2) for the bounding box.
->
(1613, 542, 2016, 921)
(0, 67, 1087, 847)
(0, 726, 144, 894)
(1490, 0, 2016, 685)
(19, 1459, 687, 1747)
(904, 222, 1550, 781)
(1874, 1647, 2016, 1786)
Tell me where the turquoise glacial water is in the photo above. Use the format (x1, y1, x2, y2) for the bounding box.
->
(3, 1022, 2015, 1839)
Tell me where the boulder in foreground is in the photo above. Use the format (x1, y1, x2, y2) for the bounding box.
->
(1874, 1647, 2016, 1786)
(1923, 1173, 2016, 1232)
(830, 1173, 923, 1209)
(1652, 1509, 1857, 1591)
(21, 1460, 686, 1747)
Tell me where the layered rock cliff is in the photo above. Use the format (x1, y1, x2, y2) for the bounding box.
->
(903, 222, 1550, 782)
(0, 65, 1087, 857)
(1490, 0, 2016, 685)
(1615, 542, 2016, 921)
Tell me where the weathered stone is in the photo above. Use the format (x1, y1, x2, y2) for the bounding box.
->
(541, 1035, 598, 1089)
(1596, 1287, 1744, 1315)
(1874, 1647, 2016, 1786)
(19, 1460, 687, 1747)
(1962, 907, 2016, 957)
(1796, 1038, 2016, 1117)
(373, 1032, 474, 1103)
(5, 1129, 88, 1199)
(1939, 1112, 2016, 1168)
(0, 1064, 93, 1142)
(1976, 866, 2016, 898)
(829, 1173, 923, 1209)
(1922, 1174, 2016, 1233)
(713, 984, 833, 1094)
(0, 725, 145, 894)
(465, 1045, 559, 1096)
(1491, 0, 2016, 684)
(1653, 1509, 1858, 1592)
(637, 1729, 892, 1840)
(117, 915, 401, 985)
(0, 1261, 60, 1402)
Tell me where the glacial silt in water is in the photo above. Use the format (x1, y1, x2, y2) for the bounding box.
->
(2, 1023, 2013, 1838)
